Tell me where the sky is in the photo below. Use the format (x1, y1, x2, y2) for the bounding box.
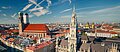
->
(0, 0, 120, 24)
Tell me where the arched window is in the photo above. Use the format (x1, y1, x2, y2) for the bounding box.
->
(70, 44, 74, 52)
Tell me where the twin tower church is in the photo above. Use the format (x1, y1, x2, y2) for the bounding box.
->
(18, 7, 80, 52)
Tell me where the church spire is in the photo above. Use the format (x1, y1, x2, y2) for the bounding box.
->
(71, 6, 77, 26)
(68, 6, 78, 52)
(73, 6, 75, 13)
(72, 6, 76, 18)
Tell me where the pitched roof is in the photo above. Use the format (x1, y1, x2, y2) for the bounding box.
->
(26, 41, 52, 51)
(91, 43, 108, 52)
(8, 38, 14, 42)
(0, 45, 6, 51)
(24, 24, 49, 32)
(96, 30, 117, 34)
(1, 35, 7, 39)
(63, 29, 81, 33)
(81, 35, 88, 40)
(80, 43, 90, 50)
(55, 33, 65, 37)
(60, 39, 68, 46)
(80, 43, 108, 52)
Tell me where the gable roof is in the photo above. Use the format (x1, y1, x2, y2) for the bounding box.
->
(81, 35, 88, 40)
(60, 39, 68, 46)
(24, 24, 49, 32)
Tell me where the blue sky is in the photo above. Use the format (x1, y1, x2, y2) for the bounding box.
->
(0, 0, 120, 24)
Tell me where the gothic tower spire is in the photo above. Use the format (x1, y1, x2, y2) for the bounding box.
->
(68, 6, 78, 52)
(72, 6, 76, 16)
(18, 12, 24, 34)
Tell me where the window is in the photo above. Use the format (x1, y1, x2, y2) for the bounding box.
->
(81, 49, 84, 51)
(71, 34, 74, 37)
(44, 33, 45, 37)
(72, 30, 74, 32)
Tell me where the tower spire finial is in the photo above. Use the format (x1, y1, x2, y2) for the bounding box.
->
(72, 5, 76, 17)
(73, 5, 75, 14)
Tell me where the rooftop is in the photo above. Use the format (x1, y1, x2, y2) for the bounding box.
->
(81, 35, 88, 40)
(96, 30, 118, 34)
(60, 39, 68, 46)
(24, 24, 49, 33)
(55, 33, 65, 37)
(26, 41, 52, 51)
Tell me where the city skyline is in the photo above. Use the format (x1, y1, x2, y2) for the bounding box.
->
(0, 0, 120, 24)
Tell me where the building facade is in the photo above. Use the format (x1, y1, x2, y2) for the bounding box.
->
(18, 12, 50, 40)
(18, 12, 52, 46)
(56, 7, 78, 52)
(55, 7, 120, 52)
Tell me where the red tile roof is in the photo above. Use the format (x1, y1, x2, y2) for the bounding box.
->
(56, 34, 65, 37)
(1, 35, 7, 39)
(96, 30, 117, 34)
(11, 29, 19, 32)
(102, 24, 109, 26)
(102, 25, 113, 30)
(63, 29, 70, 33)
(60, 39, 68, 46)
(55, 29, 81, 38)
(27, 41, 52, 51)
(78, 30, 81, 32)
(109, 31, 117, 34)
(45, 35, 51, 38)
(63, 29, 81, 33)
(33, 37, 39, 40)
(8, 38, 14, 42)
(24, 24, 49, 32)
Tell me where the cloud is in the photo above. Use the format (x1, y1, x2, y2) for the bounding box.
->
(29, 7, 43, 12)
(35, 0, 45, 8)
(29, 14, 34, 18)
(0, 10, 2, 12)
(3, 14, 7, 16)
(33, 9, 49, 16)
(61, 15, 71, 18)
(90, 6, 120, 14)
(52, 0, 69, 6)
(0, 18, 18, 24)
(47, 11, 52, 14)
(29, 0, 52, 16)
(29, 0, 37, 5)
(76, 6, 99, 11)
(11, 13, 17, 18)
(1, 6, 11, 9)
(21, 4, 33, 11)
(46, 0, 52, 9)
(60, 8, 72, 13)
(19, 0, 51, 17)
(28, 0, 44, 12)
(76, 5, 120, 20)
(68, 0, 71, 4)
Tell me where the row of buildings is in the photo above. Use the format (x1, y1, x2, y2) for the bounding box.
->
(55, 7, 120, 52)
